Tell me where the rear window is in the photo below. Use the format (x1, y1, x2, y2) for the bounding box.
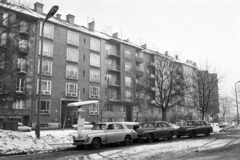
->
(126, 124, 140, 130)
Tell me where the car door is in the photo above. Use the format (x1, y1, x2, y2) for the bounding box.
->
(200, 121, 208, 133)
(194, 121, 202, 134)
(106, 124, 117, 143)
(160, 122, 169, 137)
(115, 124, 127, 142)
(155, 122, 163, 138)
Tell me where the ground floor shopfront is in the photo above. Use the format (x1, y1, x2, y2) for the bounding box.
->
(0, 109, 31, 128)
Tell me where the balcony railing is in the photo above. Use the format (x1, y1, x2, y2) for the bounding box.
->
(109, 95, 121, 101)
(106, 50, 121, 57)
(147, 62, 154, 67)
(124, 96, 134, 102)
(108, 80, 121, 86)
(107, 65, 121, 72)
(136, 69, 144, 77)
(135, 56, 143, 63)
(18, 47, 28, 55)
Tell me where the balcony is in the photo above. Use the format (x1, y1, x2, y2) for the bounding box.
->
(136, 69, 144, 77)
(135, 56, 143, 63)
(18, 47, 28, 55)
(107, 65, 121, 72)
(19, 29, 29, 38)
(109, 95, 121, 101)
(147, 62, 154, 67)
(107, 80, 121, 87)
(106, 50, 121, 58)
(124, 96, 134, 103)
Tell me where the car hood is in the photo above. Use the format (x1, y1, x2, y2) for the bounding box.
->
(136, 128, 155, 133)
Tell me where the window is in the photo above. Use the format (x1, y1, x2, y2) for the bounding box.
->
(125, 90, 132, 101)
(18, 39, 28, 52)
(67, 30, 79, 46)
(65, 83, 77, 97)
(106, 105, 113, 111)
(89, 86, 100, 99)
(89, 103, 99, 115)
(2, 12, 8, 26)
(89, 69, 100, 82)
(16, 78, 25, 93)
(105, 74, 112, 84)
(125, 62, 132, 73)
(125, 50, 131, 58)
(90, 37, 100, 52)
(66, 65, 78, 79)
(36, 100, 51, 115)
(125, 76, 132, 87)
(39, 22, 54, 39)
(38, 41, 53, 57)
(0, 33, 6, 46)
(37, 79, 51, 95)
(105, 44, 116, 55)
(90, 53, 100, 67)
(17, 58, 27, 73)
(12, 100, 24, 109)
(20, 21, 28, 33)
(66, 47, 79, 62)
(115, 124, 124, 129)
(38, 59, 52, 76)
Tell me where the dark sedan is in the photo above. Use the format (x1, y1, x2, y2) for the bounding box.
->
(136, 121, 175, 143)
(176, 120, 213, 138)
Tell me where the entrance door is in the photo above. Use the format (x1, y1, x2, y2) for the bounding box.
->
(23, 116, 29, 126)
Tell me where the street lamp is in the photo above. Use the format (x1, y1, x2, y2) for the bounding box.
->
(37, 5, 59, 139)
(235, 80, 240, 125)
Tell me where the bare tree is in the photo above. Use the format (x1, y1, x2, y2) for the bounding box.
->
(98, 83, 111, 122)
(185, 61, 223, 120)
(133, 76, 148, 122)
(219, 96, 233, 122)
(0, 0, 34, 107)
(147, 53, 185, 121)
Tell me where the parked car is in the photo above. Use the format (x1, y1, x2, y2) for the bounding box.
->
(73, 122, 138, 149)
(72, 121, 93, 130)
(136, 121, 176, 143)
(176, 120, 213, 138)
(219, 122, 228, 128)
(18, 122, 32, 132)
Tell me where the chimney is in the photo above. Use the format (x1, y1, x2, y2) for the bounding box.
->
(34, 2, 44, 14)
(141, 44, 147, 49)
(66, 14, 75, 24)
(112, 32, 118, 39)
(88, 20, 95, 31)
(56, 14, 61, 20)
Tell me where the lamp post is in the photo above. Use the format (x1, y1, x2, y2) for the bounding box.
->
(235, 80, 240, 125)
(37, 5, 59, 139)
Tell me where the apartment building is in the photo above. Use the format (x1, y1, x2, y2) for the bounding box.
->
(0, 1, 38, 127)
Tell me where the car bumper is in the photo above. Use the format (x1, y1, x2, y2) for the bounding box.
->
(137, 134, 147, 139)
(73, 139, 91, 145)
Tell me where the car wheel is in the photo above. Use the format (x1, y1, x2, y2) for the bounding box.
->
(147, 134, 154, 143)
(91, 138, 101, 149)
(124, 135, 132, 146)
(189, 131, 195, 138)
(205, 130, 210, 136)
(168, 132, 174, 140)
(177, 135, 181, 138)
(77, 145, 85, 149)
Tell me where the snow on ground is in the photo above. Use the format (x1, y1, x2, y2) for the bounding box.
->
(0, 124, 239, 156)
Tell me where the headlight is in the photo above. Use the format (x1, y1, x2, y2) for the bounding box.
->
(86, 135, 90, 142)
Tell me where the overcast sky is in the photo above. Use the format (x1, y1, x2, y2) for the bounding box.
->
(27, 0, 240, 97)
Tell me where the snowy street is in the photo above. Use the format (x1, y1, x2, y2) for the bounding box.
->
(1, 130, 240, 160)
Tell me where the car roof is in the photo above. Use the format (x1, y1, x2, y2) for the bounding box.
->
(144, 121, 169, 123)
(119, 122, 140, 125)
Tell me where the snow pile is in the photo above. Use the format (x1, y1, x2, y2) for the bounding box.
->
(219, 124, 240, 132)
(0, 129, 75, 155)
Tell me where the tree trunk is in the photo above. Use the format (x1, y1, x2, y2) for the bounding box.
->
(100, 113, 103, 123)
(201, 110, 205, 120)
(162, 108, 166, 121)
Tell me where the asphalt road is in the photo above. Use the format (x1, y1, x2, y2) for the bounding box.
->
(1, 132, 240, 160)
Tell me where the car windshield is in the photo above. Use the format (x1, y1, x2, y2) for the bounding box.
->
(143, 122, 155, 128)
(92, 124, 106, 130)
(184, 121, 196, 126)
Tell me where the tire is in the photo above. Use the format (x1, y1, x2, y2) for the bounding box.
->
(189, 131, 195, 138)
(77, 145, 85, 149)
(168, 132, 174, 140)
(124, 135, 132, 146)
(205, 130, 210, 136)
(177, 135, 181, 138)
(147, 134, 154, 143)
(91, 138, 101, 149)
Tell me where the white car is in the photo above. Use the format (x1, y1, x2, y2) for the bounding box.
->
(18, 122, 32, 132)
(72, 121, 93, 130)
(73, 122, 138, 149)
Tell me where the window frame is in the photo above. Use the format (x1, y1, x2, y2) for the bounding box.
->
(125, 49, 131, 59)
(39, 22, 54, 39)
(38, 40, 53, 57)
(89, 69, 100, 82)
(90, 37, 100, 52)
(66, 64, 78, 80)
(125, 76, 132, 87)
(38, 59, 53, 76)
(65, 83, 78, 97)
(90, 53, 100, 67)
(125, 62, 132, 73)
(36, 100, 51, 115)
(89, 103, 99, 115)
(16, 78, 25, 93)
(89, 85, 100, 99)
(66, 47, 79, 63)
(17, 57, 27, 73)
(37, 79, 51, 95)
(67, 30, 79, 46)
